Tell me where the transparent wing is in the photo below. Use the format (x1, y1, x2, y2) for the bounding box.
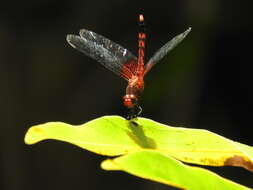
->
(66, 29, 137, 80)
(144, 27, 191, 76)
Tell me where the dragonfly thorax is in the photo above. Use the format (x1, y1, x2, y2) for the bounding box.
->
(128, 76, 144, 93)
(123, 75, 144, 109)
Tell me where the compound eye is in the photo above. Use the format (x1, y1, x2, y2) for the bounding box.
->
(124, 98, 134, 108)
(129, 95, 138, 105)
(131, 97, 138, 105)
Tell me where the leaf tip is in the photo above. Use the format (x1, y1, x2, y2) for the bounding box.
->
(101, 159, 119, 171)
(24, 126, 47, 145)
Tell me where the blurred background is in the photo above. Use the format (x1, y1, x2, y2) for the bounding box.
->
(0, 0, 252, 189)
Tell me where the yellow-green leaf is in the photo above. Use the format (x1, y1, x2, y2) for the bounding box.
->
(24, 116, 253, 171)
(101, 150, 251, 190)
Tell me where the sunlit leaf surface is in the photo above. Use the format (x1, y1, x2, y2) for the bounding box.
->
(25, 116, 253, 171)
(101, 150, 251, 190)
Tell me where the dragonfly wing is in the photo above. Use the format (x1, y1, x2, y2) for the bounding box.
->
(144, 27, 191, 76)
(67, 29, 137, 80)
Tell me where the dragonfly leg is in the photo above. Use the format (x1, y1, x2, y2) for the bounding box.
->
(126, 108, 135, 120)
(126, 105, 142, 120)
(136, 105, 142, 116)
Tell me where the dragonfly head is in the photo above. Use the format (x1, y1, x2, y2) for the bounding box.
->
(123, 94, 138, 108)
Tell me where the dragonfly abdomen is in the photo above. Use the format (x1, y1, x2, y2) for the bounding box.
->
(137, 14, 146, 77)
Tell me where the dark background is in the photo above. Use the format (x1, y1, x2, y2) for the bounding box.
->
(0, 0, 253, 189)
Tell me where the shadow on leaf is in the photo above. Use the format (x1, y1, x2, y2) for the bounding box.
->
(126, 118, 156, 149)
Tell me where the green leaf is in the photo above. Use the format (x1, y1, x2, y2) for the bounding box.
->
(101, 150, 251, 190)
(24, 116, 253, 171)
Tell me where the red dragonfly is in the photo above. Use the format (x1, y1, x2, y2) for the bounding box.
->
(66, 14, 191, 119)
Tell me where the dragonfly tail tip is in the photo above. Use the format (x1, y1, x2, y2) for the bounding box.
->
(139, 14, 144, 22)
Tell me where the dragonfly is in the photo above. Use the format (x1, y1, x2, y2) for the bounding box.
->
(66, 14, 191, 119)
